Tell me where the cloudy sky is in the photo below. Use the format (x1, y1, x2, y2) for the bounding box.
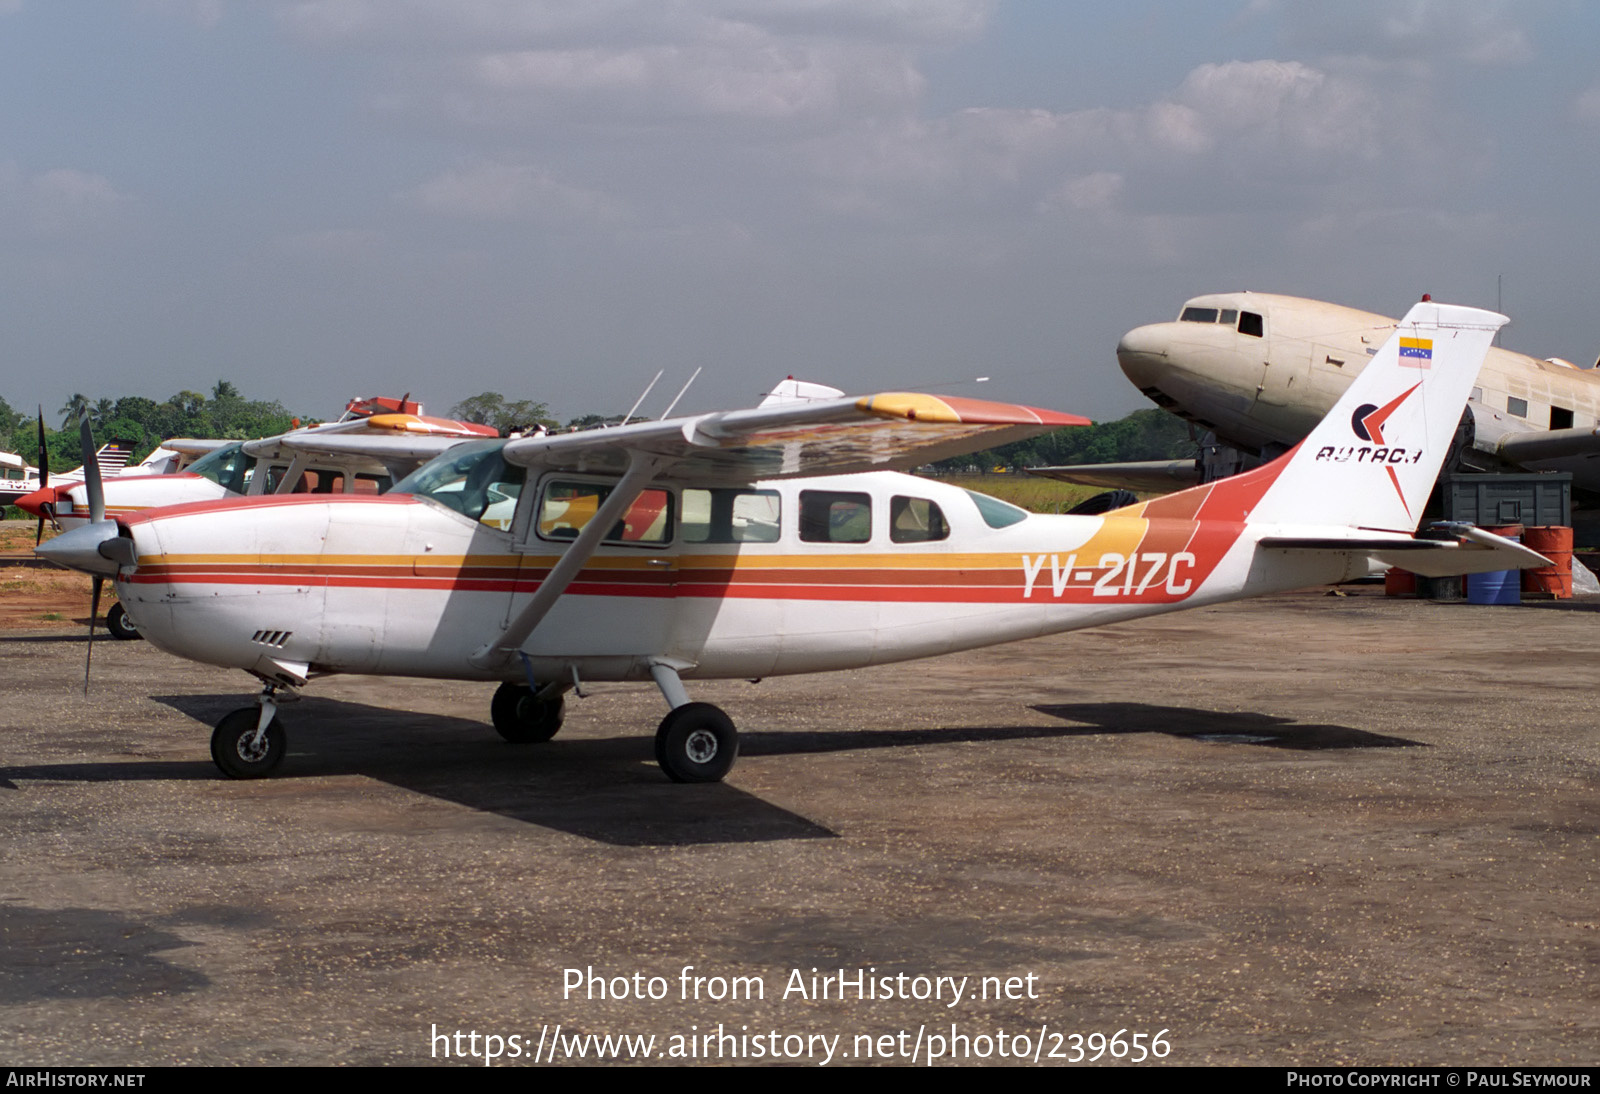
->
(3, 0, 1598, 424)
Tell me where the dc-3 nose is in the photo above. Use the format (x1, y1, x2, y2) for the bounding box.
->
(1115, 323, 1177, 391)
(34, 521, 133, 578)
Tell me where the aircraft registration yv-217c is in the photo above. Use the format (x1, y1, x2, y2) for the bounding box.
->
(38, 303, 1548, 785)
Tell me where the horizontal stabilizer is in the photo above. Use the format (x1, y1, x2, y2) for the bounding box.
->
(1259, 525, 1549, 578)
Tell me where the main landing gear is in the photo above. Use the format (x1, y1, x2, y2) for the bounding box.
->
(106, 602, 142, 641)
(490, 663, 740, 783)
(490, 681, 566, 743)
(211, 685, 290, 779)
(649, 663, 737, 783)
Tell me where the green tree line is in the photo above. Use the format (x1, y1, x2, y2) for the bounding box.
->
(1, 382, 300, 469)
(928, 407, 1195, 471)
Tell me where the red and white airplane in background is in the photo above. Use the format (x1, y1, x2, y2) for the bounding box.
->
(21, 396, 495, 638)
(39, 301, 1545, 785)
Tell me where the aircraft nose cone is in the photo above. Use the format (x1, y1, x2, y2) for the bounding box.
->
(1116, 323, 1177, 389)
(15, 486, 57, 519)
(34, 521, 124, 577)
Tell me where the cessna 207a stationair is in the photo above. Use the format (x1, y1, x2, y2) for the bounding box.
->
(39, 302, 1547, 785)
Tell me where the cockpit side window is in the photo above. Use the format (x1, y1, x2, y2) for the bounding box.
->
(1238, 311, 1264, 338)
(537, 481, 673, 544)
(186, 443, 255, 494)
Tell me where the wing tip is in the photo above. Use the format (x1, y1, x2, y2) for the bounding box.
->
(857, 392, 1089, 427)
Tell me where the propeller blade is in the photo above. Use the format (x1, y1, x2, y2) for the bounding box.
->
(85, 575, 102, 695)
(35, 406, 48, 489)
(78, 418, 105, 525)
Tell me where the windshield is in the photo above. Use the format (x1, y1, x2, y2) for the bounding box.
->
(186, 443, 255, 494)
(390, 439, 524, 528)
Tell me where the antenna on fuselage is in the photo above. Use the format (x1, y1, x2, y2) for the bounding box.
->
(619, 370, 664, 427)
(658, 367, 703, 421)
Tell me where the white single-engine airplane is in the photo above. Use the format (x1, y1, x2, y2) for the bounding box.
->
(39, 301, 1547, 784)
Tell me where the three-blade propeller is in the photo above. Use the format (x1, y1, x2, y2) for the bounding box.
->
(79, 417, 108, 694)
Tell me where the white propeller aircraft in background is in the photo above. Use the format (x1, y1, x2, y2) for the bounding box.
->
(22, 396, 496, 639)
(39, 302, 1547, 785)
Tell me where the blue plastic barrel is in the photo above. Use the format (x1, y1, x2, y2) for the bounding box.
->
(1467, 568, 1521, 605)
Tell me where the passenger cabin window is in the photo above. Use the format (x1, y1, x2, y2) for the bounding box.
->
(1508, 397, 1528, 419)
(1551, 406, 1575, 430)
(964, 489, 1028, 529)
(538, 481, 673, 544)
(890, 496, 949, 543)
(1238, 311, 1264, 338)
(681, 488, 780, 543)
(799, 490, 871, 543)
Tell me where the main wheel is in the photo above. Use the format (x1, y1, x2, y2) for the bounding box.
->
(654, 702, 738, 783)
(210, 707, 287, 779)
(106, 602, 142, 641)
(490, 682, 565, 743)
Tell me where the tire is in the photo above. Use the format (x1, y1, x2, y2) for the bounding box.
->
(654, 702, 738, 783)
(490, 682, 565, 743)
(210, 707, 287, 779)
(106, 602, 142, 641)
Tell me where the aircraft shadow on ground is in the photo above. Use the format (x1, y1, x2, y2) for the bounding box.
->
(134, 693, 838, 848)
(1031, 702, 1424, 750)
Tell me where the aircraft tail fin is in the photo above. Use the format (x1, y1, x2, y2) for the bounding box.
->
(1130, 300, 1506, 532)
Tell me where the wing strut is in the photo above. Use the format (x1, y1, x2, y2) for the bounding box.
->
(469, 450, 673, 670)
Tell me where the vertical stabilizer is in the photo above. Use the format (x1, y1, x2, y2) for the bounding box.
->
(1244, 300, 1507, 531)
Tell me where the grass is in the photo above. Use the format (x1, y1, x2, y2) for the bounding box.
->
(918, 473, 1114, 514)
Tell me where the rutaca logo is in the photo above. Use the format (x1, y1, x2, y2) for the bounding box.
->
(1351, 404, 1380, 441)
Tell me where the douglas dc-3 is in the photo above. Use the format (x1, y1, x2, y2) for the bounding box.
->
(39, 301, 1547, 784)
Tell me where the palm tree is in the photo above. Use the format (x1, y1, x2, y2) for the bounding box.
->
(59, 393, 89, 429)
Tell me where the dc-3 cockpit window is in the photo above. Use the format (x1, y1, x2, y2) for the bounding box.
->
(964, 489, 1028, 529)
(537, 481, 674, 544)
(1181, 305, 1264, 338)
(390, 440, 525, 530)
(681, 488, 781, 544)
(187, 442, 256, 494)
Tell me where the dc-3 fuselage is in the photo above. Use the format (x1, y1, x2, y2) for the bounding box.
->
(38, 303, 1553, 784)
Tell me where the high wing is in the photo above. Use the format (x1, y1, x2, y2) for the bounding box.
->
(499, 392, 1088, 482)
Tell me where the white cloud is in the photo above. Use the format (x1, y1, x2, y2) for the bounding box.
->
(1275, 0, 1537, 66)
(1575, 84, 1600, 124)
(0, 164, 128, 237)
(408, 161, 628, 225)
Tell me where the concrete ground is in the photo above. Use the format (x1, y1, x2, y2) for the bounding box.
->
(0, 587, 1596, 1066)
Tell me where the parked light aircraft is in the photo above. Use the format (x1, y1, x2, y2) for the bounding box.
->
(22, 397, 494, 640)
(19, 395, 495, 533)
(1033, 292, 1600, 494)
(38, 302, 1546, 785)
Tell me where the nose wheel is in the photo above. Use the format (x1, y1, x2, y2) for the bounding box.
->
(211, 706, 287, 779)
